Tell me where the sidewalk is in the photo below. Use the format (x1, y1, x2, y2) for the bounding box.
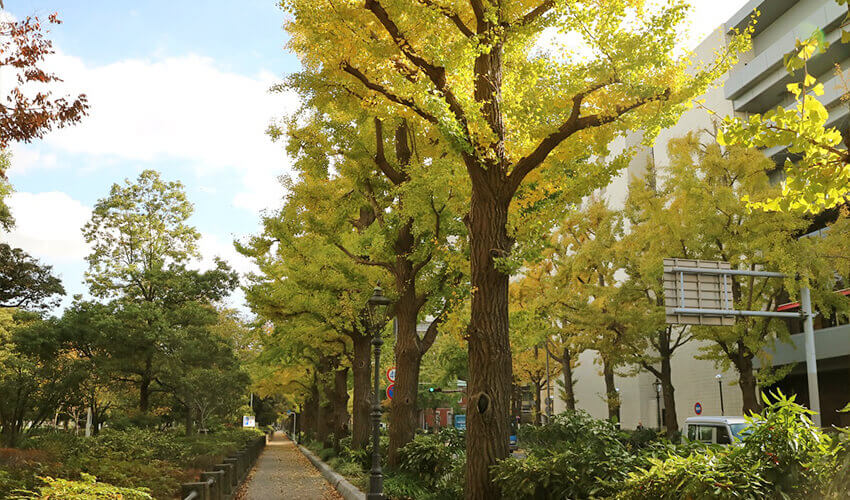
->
(242, 432, 342, 500)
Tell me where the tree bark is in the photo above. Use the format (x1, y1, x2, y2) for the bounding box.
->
(332, 366, 350, 450)
(351, 333, 372, 450)
(465, 178, 512, 500)
(532, 380, 542, 426)
(659, 356, 678, 438)
(735, 355, 761, 414)
(185, 405, 194, 436)
(387, 288, 423, 466)
(139, 375, 151, 414)
(561, 347, 576, 411)
(603, 360, 619, 423)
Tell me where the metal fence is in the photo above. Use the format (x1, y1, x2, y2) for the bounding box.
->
(180, 431, 270, 500)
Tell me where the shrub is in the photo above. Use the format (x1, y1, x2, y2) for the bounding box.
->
(397, 428, 464, 485)
(619, 391, 844, 499)
(17, 473, 153, 499)
(493, 410, 649, 499)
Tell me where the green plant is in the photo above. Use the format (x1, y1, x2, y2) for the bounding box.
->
(492, 411, 652, 499)
(619, 391, 844, 499)
(16, 473, 152, 499)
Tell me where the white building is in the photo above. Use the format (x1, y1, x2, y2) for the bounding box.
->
(558, 0, 850, 431)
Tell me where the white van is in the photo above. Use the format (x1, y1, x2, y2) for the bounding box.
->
(684, 416, 751, 445)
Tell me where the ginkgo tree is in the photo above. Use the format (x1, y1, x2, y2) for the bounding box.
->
(274, 86, 467, 463)
(627, 135, 850, 414)
(281, 0, 752, 494)
(717, 0, 850, 213)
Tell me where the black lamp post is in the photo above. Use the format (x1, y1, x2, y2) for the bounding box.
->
(367, 285, 392, 500)
(653, 379, 662, 430)
(716, 374, 725, 416)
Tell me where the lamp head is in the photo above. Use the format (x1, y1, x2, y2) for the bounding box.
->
(715, 374, 722, 380)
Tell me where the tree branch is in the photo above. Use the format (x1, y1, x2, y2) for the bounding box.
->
(374, 117, 409, 184)
(364, 0, 471, 140)
(513, 0, 555, 28)
(341, 62, 439, 124)
(509, 84, 670, 192)
(415, 0, 474, 37)
(334, 242, 394, 271)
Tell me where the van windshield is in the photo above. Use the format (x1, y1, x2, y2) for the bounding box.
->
(729, 423, 751, 440)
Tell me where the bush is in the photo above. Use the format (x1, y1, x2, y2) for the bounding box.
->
(17, 473, 153, 499)
(619, 392, 844, 499)
(492, 410, 652, 499)
(397, 428, 464, 485)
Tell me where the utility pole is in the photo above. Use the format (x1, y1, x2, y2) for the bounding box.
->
(800, 286, 821, 426)
(545, 344, 552, 422)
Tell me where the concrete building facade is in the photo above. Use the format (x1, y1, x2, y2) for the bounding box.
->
(555, 0, 850, 431)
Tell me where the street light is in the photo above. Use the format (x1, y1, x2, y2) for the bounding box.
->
(653, 379, 662, 430)
(366, 285, 392, 500)
(716, 374, 725, 416)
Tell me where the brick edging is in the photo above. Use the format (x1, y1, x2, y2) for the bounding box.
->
(296, 444, 366, 500)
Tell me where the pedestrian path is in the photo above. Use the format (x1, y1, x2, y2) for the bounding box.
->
(242, 432, 342, 500)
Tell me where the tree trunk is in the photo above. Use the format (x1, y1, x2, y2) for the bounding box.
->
(332, 366, 350, 450)
(735, 355, 761, 414)
(139, 375, 151, 413)
(387, 291, 424, 466)
(351, 333, 372, 450)
(465, 179, 512, 500)
(532, 380, 542, 426)
(185, 406, 194, 436)
(660, 356, 678, 438)
(561, 348, 576, 411)
(0, 420, 20, 447)
(603, 360, 619, 423)
(304, 381, 320, 441)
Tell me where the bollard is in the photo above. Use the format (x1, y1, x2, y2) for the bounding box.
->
(234, 450, 247, 479)
(214, 463, 235, 494)
(181, 482, 209, 500)
(201, 471, 224, 500)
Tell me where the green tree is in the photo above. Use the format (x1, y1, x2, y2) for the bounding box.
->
(80, 170, 238, 413)
(625, 135, 850, 414)
(281, 3, 752, 494)
(0, 243, 65, 310)
(238, 196, 377, 449)
(272, 94, 466, 461)
(0, 311, 86, 446)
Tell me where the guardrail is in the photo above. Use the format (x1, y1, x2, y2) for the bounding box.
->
(180, 430, 270, 500)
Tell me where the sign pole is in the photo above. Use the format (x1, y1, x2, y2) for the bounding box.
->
(800, 286, 822, 427)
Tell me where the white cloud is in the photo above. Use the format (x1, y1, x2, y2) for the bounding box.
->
(197, 231, 256, 277)
(38, 52, 299, 214)
(2, 191, 91, 262)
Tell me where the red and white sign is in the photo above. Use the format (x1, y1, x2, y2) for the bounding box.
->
(386, 366, 396, 383)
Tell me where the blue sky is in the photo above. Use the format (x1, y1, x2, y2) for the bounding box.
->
(3, 0, 303, 310)
(1, 0, 748, 312)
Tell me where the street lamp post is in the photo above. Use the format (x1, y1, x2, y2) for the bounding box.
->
(653, 379, 662, 430)
(716, 374, 725, 416)
(367, 285, 392, 500)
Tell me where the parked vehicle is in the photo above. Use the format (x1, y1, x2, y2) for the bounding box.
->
(685, 416, 751, 445)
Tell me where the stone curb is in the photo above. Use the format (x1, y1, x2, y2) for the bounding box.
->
(297, 444, 366, 500)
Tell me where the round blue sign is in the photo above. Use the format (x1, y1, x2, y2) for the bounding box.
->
(386, 384, 395, 400)
(694, 402, 702, 415)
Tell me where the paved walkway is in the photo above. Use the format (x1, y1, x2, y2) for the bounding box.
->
(241, 432, 342, 500)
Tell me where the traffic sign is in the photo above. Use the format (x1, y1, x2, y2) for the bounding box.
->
(386, 384, 395, 400)
(386, 366, 396, 383)
(694, 402, 702, 415)
(243, 415, 256, 428)
(454, 414, 466, 430)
